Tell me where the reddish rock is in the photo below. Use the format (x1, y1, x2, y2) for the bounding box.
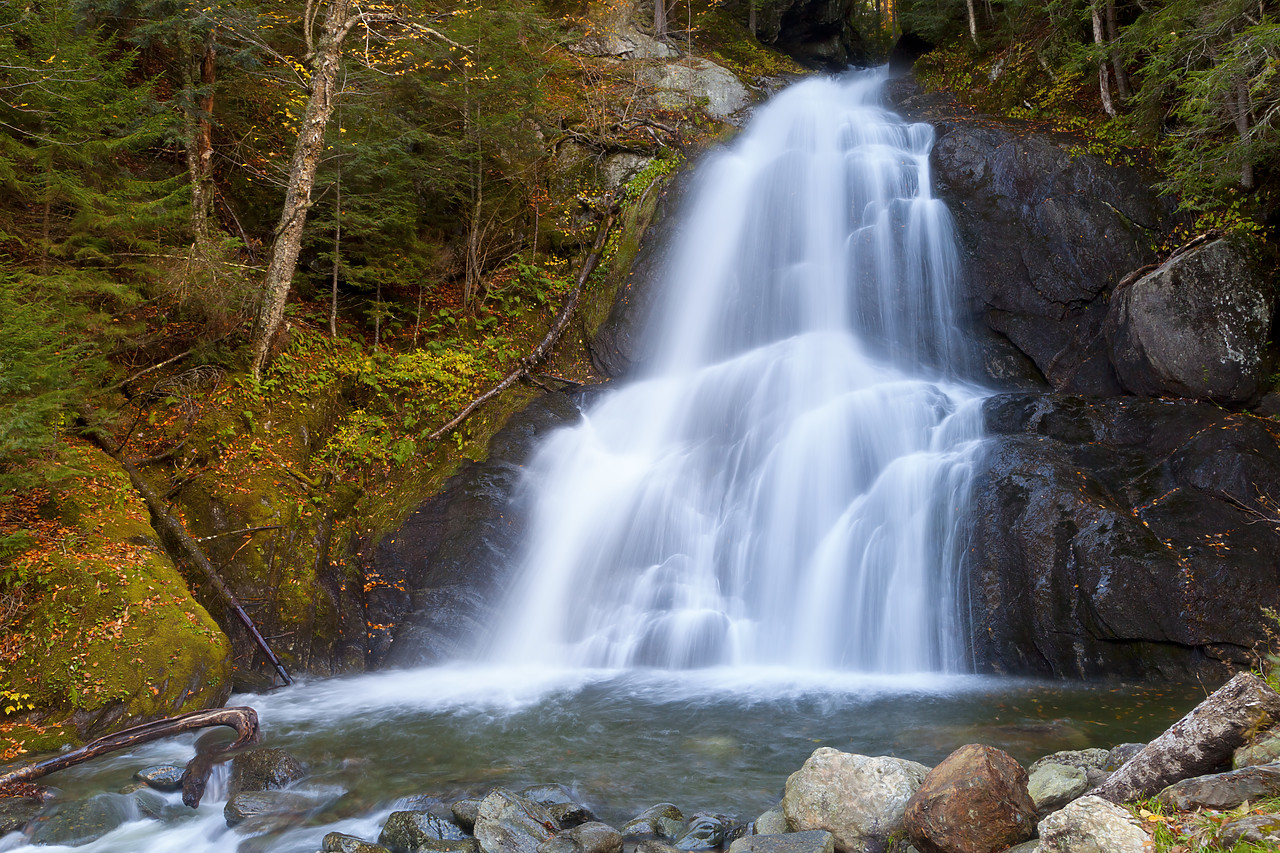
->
(903, 744, 1037, 853)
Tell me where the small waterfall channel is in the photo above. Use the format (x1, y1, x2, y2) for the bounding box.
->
(487, 69, 987, 673)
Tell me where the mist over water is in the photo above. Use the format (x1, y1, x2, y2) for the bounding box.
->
(486, 69, 987, 673)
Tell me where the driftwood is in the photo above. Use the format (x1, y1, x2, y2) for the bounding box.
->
(1093, 672, 1280, 803)
(84, 430, 292, 687)
(0, 706, 259, 808)
(427, 198, 619, 444)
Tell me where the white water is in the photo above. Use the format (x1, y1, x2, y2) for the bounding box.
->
(487, 70, 987, 673)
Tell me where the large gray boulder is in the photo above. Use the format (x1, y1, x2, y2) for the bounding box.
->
(782, 747, 929, 853)
(1107, 238, 1272, 403)
(1036, 796, 1148, 853)
(637, 59, 749, 121)
(474, 790, 560, 853)
(1027, 764, 1088, 816)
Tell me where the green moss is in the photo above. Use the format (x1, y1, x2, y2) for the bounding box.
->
(693, 4, 807, 79)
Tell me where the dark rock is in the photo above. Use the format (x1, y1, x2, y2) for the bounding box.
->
(223, 790, 319, 828)
(904, 744, 1036, 853)
(0, 795, 43, 834)
(969, 393, 1280, 679)
(747, 0, 867, 70)
(1257, 392, 1280, 417)
(227, 747, 306, 797)
(1107, 239, 1272, 403)
(751, 805, 788, 836)
(1156, 763, 1280, 810)
(1235, 730, 1280, 768)
(886, 78, 1172, 394)
(729, 831, 836, 853)
(379, 810, 470, 852)
(676, 813, 729, 850)
(548, 802, 597, 829)
(1104, 743, 1145, 771)
(537, 821, 624, 853)
(473, 788, 559, 853)
(25, 791, 166, 846)
(636, 841, 682, 853)
(324, 832, 394, 853)
(888, 33, 934, 75)
(377, 391, 587, 666)
(622, 804, 686, 840)
(1083, 768, 1111, 789)
(134, 763, 185, 792)
(453, 798, 483, 833)
(1217, 813, 1280, 846)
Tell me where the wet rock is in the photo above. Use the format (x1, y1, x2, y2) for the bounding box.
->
(453, 798, 482, 833)
(729, 830, 835, 853)
(520, 784, 579, 808)
(379, 809, 471, 851)
(538, 821, 624, 853)
(549, 803, 597, 829)
(1156, 763, 1280, 810)
(971, 395, 1280, 679)
(1217, 813, 1280, 846)
(1104, 744, 1145, 772)
(782, 747, 929, 853)
(636, 841, 682, 853)
(324, 832, 394, 853)
(26, 794, 137, 846)
(223, 790, 319, 828)
(1106, 239, 1272, 403)
(0, 795, 43, 834)
(676, 813, 729, 850)
(752, 805, 789, 836)
(637, 60, 749, 121)
(1036, 795, 1148, 853)
(1235, 730, 1280, 768)
(1027, 749, 1108, 777)
(1027, 763, 1087, 816)
(750, 0, 866, 69)
(903, 744, 1037, 853)
(622, 803, 686, 840)
(227, 747, 306, 797)
(134, 763, 185, 792)
(474, 789, 559, 853)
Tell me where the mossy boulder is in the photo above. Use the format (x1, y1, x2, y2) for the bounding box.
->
(1, 442, 232, 752)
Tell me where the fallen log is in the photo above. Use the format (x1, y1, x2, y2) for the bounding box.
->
(0, 706, 259, 807)
(1093, 672, 1280, 803)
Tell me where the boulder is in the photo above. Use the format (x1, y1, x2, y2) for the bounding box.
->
(903, 744, 1037, 853)
(227, 747, 306, 797)
(134, 764, 185, 792)
(453, 798, 483, 833)
(549, 802, 597, 829)
(379, 810, 470, 852)
(1104, 744, 1145, 772)
(970, 394, 1280, 679)
(25, 793, 143, 846)
(1107, 239, 1272, 403)
(729, 831, 836, 853)
(1156, 763, 1280, 810)
(223, 790, 319, 828)
(1036, 796, 1148, 853)
(1234, 729, 1280, 768)
(0, 795, 44, 834)
(1027, 764, 1088, 816)
(1217, 814, 1280, 846)
(753, 805, 789, 836)
(782, 747, 929, 853)
(637, 60, 750, 121)
(622, 804, 686, 840)
(324, 833, 394, 853)
(676, 813, 732, 850)
(1027, 749, 1108, 777)
(474, 789, 559, 853)
(538, 822, 624, 853)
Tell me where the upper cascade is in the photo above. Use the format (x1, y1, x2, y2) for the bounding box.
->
(485, 69, 988, 673)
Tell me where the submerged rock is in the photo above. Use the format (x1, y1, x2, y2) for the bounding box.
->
(903, 744, 1036, 853)
(223, 789, 319, 829)
(227, 747, 306, 797)
(379, 809, 470, 851)
(782, 747, 929, 853)
(134, 764, 185, 793)
(1036, 796, 1148, 853)
(25, 793, 144, 846)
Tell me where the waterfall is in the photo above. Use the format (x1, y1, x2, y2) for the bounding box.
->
(487, 70, 987, 673)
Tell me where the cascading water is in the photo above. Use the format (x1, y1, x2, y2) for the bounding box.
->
(487, 69, 988, 673)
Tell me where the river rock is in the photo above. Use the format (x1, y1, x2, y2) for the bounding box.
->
(782, 747, 929, 853)
(903, 744, 1036, 853)
(730, 830, 836, 853)
(1235, 729, 1280, 768)
(1027, 749, 1108, 777)
(453, 798, 483, 833)
(1106, 238, 1272, 403)
(753, 805, 789, 835)
(1037, 795, 1147, 853)
(1104, 744, 1145, 771)
(970, 394, 1280, 679)
(1156, 763, 1280, 810)
(520, 784, 579, 808)
(1218, 813, 1280, 845)
(474, 789, 559, 853)
(637, 59, 749, 121)
(0, 795, 43, 834)
(1027, 763, 1088, 816)
(134, 764, 185, 792)
(538, 821, 624, 853)
(324, 832, 394, 853)
(227, 747, 306, 796)
(622, 803, 686, 839)
(25, 794, 140, 846)
(223, 789, 318, 828)
(676, 813, 730, 850)
(549, 802, 597, 829)
(379, 809, 471, 851)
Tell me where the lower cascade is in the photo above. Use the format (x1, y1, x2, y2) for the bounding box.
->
(486, 69, 988, 673)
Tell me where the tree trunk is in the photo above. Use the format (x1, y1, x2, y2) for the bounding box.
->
(1105, 0, 1131, 100)
(330, 169, 340, 337)
(748, 2, 755, 37)
(1092, 3, 1116, 117)
(249, 0, 352, 379)
(1230, 75, 1255, 189)
(655, 0, 667, 39)
(965, 0, 978, 45)
(1093, 672, 1280, 804)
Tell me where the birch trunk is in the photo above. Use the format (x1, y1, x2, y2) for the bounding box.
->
(1092, 2, 1117, 117)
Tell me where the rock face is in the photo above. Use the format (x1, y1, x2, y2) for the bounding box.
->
(1107, 239, 1272, 403)
(638, 60, 750, 121)
(887, 80, 1170, 394)
(751, 0, 866, 69)
(969, 393, 1280, 679)
(903, 744, 1036, 853)
(782, 747, 930, 853)
(1036, 796, 1149, 853)
(377, 391, 586, 666)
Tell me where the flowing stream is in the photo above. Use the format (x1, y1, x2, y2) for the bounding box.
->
(1, 72, 1203, 853)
